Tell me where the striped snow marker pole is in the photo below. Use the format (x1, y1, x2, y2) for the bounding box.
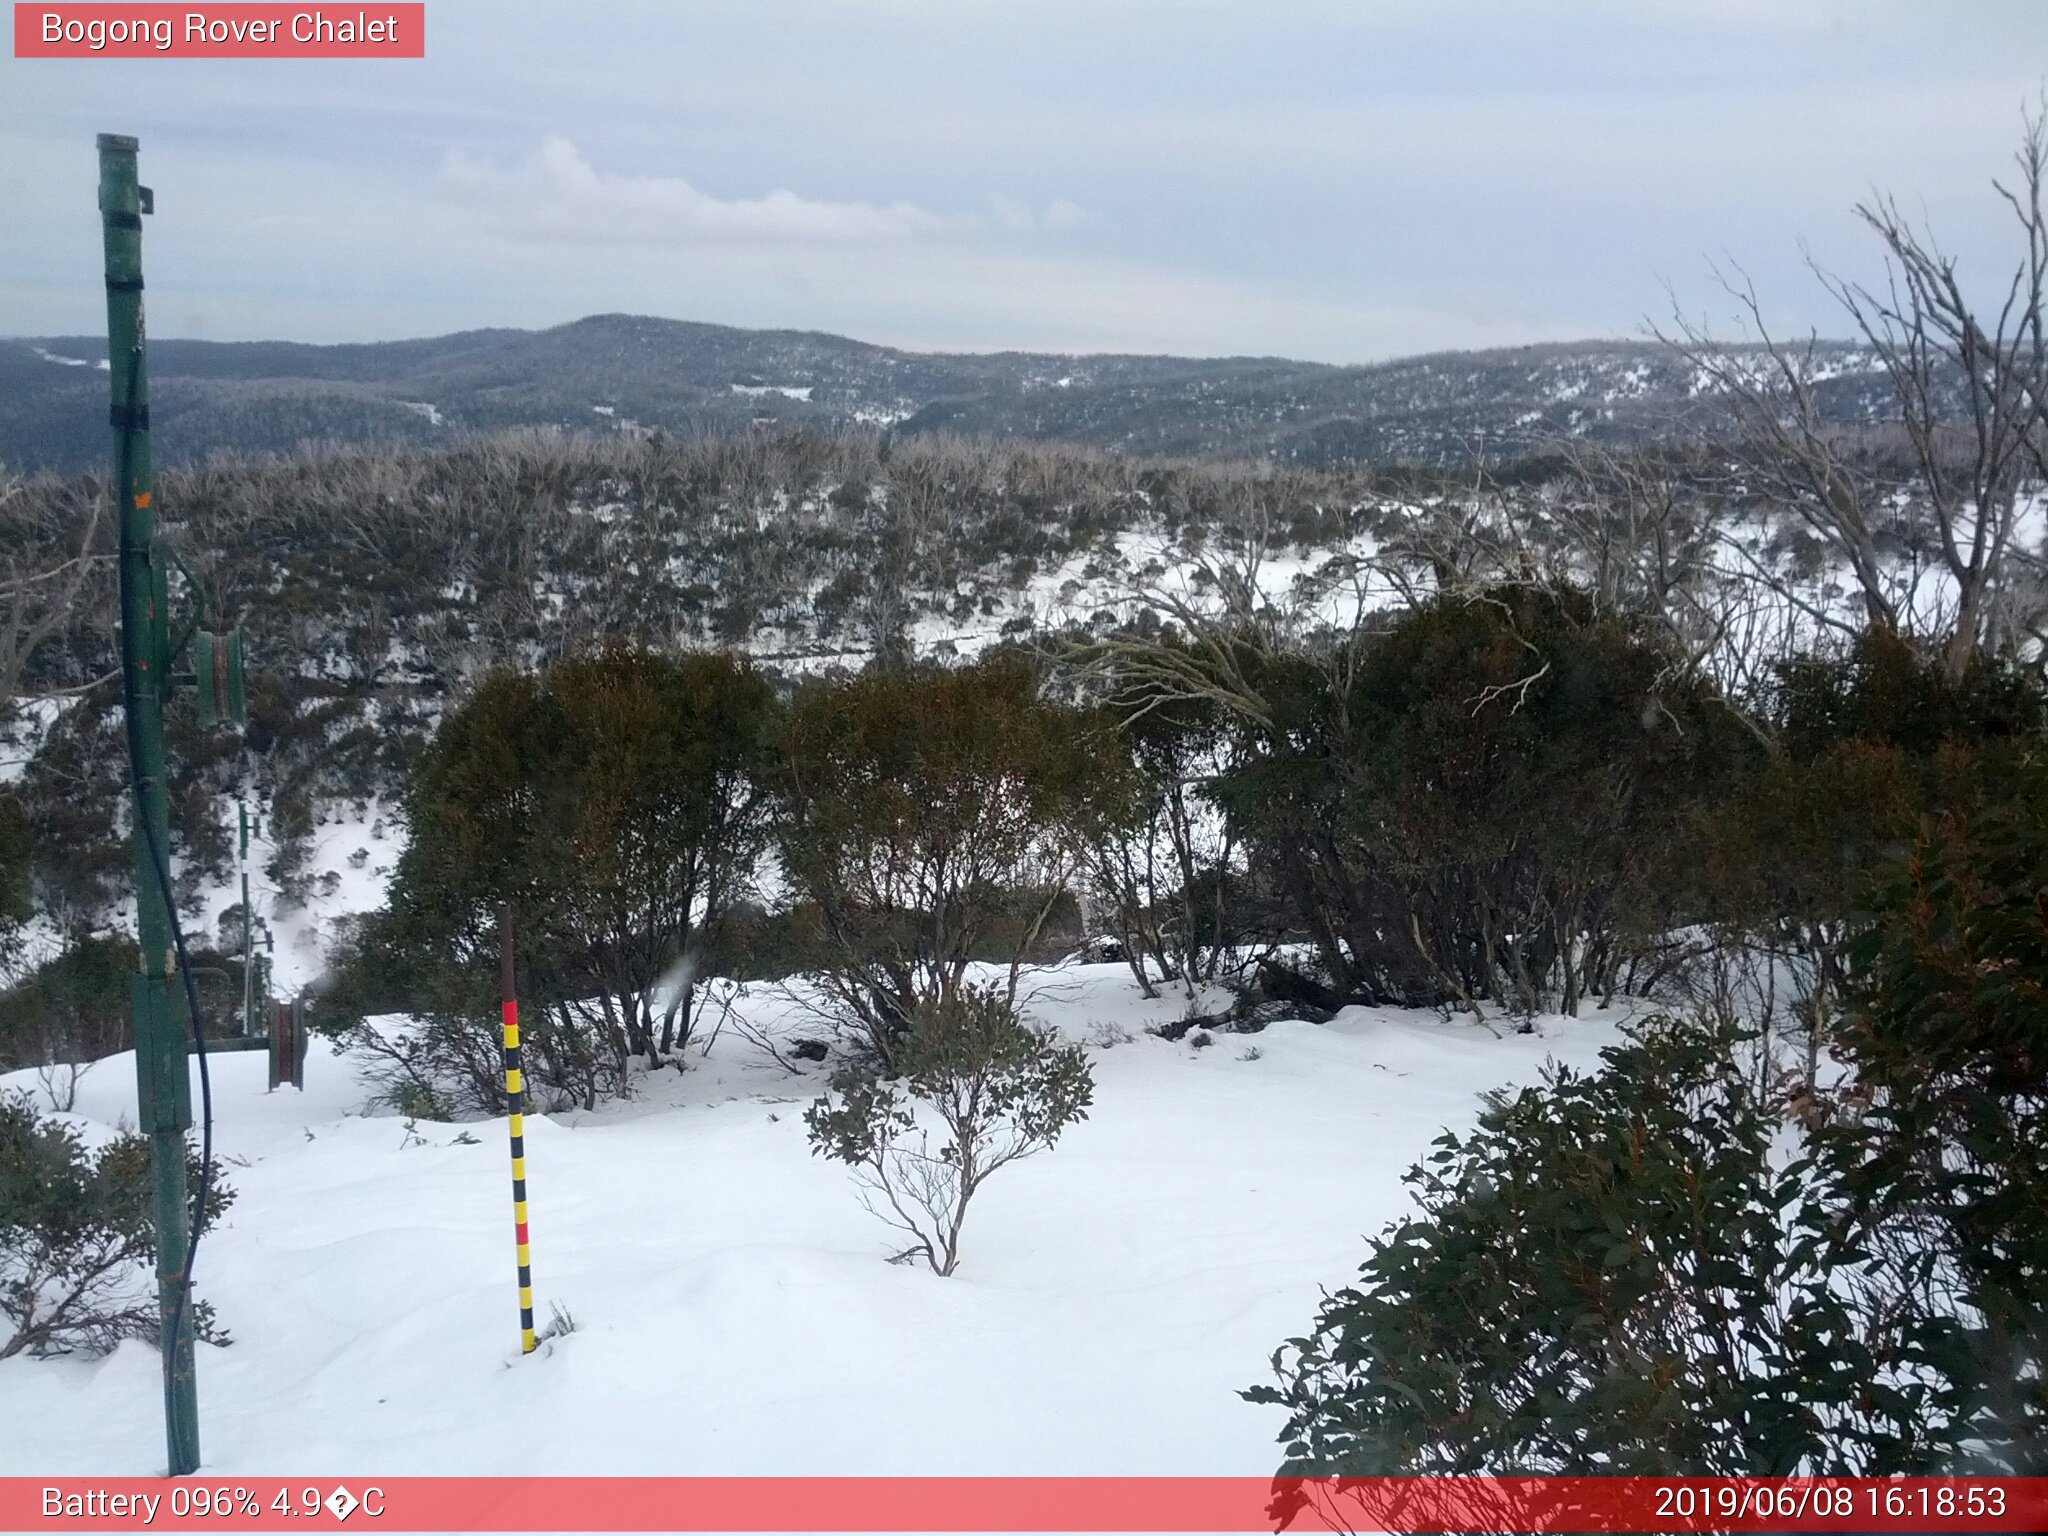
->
(499, 903, 537, 1354)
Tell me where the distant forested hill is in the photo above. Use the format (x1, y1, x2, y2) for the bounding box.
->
(0, 314, 1895, 474)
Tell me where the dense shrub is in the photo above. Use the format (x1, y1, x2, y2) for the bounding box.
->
(776, 654, 1123, 1061)
(15, 699, 131, 932)
(1825, 752, 2048, 1470)
(0, 1091, 233, 1360)
(1684, 631, 2048, 1071)
(1249, 748, 2048, 1480)
(1214, 585, 1751, 1013)
(0, 936, 256, 1076)
(1246, 1019, 1963, 1476)
(0, 789, 31, 969)
(0, 935, 132, 1074)
(334, 644, 778, 1110)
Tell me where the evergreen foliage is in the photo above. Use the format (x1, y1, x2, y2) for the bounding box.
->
(1213, 585, 1750, 1013)
(0, 935, 259, 1076)
(775, 654, 1122, 1062)
(0, 936, 132, 1074)
(1827, 753, 2048, 1470)
(0, 1091, 233, 1360)
(1686, 630, 2048, 1073)
(1248, 750, 2048, 1478)
(1245, 1018, 1964, 1475)
(335, 644, 777, 1111)
(0, 790, 32, 959)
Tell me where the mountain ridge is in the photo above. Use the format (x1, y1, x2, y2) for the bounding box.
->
(1, 312, 1886, 475)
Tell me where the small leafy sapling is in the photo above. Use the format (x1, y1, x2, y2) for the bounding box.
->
(805, 987, 1093, 1276)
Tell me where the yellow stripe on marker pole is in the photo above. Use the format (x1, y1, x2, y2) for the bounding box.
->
(498, 902, 537, 1354)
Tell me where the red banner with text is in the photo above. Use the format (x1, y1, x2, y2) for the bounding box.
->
(13, 4, 423, 58)
(5, 1476, 2047, 1533)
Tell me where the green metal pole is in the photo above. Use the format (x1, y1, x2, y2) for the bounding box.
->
(239, 803, 254, 1039)
(100, 131, 201, 1477)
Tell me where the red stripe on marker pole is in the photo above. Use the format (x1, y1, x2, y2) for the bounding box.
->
(14, 5, 426, 59)
(4, 1478, 2045, 1532)
(499, 902, 536, 1354)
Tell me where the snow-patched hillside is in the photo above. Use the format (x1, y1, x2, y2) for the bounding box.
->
(0, 965, 1632, 1477)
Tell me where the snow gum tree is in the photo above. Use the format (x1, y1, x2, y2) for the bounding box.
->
(805, 987, 1093, 1276)
(1082, 666, 1241, 1000)
(1199, 584, 1749, 1015)
(775, 653, 1122, 1062)
(339, 644, 777, 1110)
(1662, 105, 2048, 680)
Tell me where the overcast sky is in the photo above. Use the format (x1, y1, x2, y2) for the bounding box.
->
(3, 1, 2045, 362)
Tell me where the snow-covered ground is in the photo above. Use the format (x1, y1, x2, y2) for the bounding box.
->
(202, 799, 401, 996)
(0, 964, 1632, 1477)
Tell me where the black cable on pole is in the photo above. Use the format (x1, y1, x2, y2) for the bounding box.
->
(114, 345, 215, 1393)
